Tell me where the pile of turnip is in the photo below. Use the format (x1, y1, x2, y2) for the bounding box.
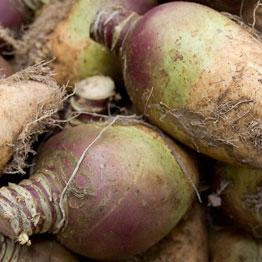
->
(0, 0, 261, 261)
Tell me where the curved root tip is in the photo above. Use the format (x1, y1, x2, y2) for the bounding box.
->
(17, 232, 31, 246)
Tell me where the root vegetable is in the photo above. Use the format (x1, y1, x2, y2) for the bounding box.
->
(210, 227, 262, 261)
(213, 164, 262, 238)
(0, 122, 198, 260)
(0, 234, 77, 261)
(90, 2, 262, 168)
(127, 202, 208, 262)
(0, 64, 64, 174)
(17, 0, 157, 84)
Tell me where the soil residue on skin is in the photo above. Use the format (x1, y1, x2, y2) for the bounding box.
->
(156, 91, 261, 167)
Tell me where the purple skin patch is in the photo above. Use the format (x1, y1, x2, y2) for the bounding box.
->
(122, 0, 157, 14)
(0, 0, 25, 29)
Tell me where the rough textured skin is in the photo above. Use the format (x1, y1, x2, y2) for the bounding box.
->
(127, 202, 208, 262)
(0, 56, 13, 78)
(91, 2, 262, 168)
(48, 0, 156, 84)
(0, 235, 77, 261)
(209, 227, 262, 262)
(0, 72, 63, 174)
(0, 123, 198, 260)
(214, 164, 262, 238)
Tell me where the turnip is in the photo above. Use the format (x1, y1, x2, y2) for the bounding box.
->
(0, 64, 64, 174)
(90, 2, 262, 168)
(0, 235, 77, 261)
(213, 164, 262, 238)
(210, 227, 262, 261)
(17, 0, 157, 84)
(0, 122, 198, 260)
(127, 202, 208, 262)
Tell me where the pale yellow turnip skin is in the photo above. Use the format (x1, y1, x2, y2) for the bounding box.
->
(127, 202, 208, 262)
(209, 227, 262, 262)
(0, 73, 63, 174)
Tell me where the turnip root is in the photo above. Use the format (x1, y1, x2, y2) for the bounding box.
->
(0, 122, 198, 260)
(90, 2, 262, 168)
(0, 64, 64, 174)
(0, 56, 13, 77)
(127, 202, 208, 262)
(209, 227, 262, 261)
(213, 164, 262, 238)
(17, 0, 156, 84)
(0, 235, 77, 261)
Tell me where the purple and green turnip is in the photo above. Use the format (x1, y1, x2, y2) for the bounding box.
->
(0, 122, 198, 260)
(90, 1, 262, 168)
